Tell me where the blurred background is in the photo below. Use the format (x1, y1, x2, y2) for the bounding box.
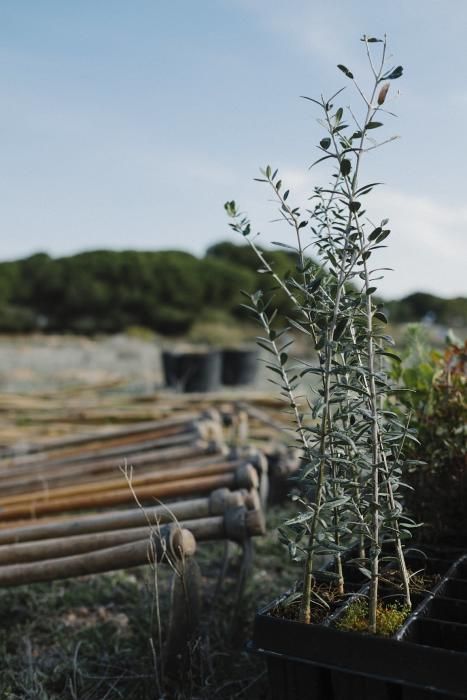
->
(0, 6, 465, 699)
(0, 0, 465, 392)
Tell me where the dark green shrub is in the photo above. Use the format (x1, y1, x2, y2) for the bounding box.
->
(386, 293, 467, 327)
(206, 241, 301, 318)
(0, 304, 38, 332)
(200, 256, 256, 311)
(0, 250, 208, 335)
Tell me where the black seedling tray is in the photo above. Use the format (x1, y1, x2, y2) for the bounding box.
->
(250, 550, 467, 699)
(420, 596, 467, 625)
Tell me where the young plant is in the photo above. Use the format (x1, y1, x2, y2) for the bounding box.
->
(225, 35, 416, 632)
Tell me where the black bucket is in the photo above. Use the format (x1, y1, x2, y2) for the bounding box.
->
(162, 350, 221, 393)
(161, 350, 179, 388)
(221, 348, 258, 386)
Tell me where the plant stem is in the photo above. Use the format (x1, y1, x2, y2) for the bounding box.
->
(365, 291, 381, 634)
(255, 305, 317, 622)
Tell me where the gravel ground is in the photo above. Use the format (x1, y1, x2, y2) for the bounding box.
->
(0, 334, 277, 395)
(0, 334, 164, 394)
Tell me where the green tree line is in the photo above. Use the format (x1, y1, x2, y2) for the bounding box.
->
(0, 244, 464, 335)
(0, 244, 295, 335)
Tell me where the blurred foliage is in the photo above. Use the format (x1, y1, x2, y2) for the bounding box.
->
(386, 292, 467, 328)
(0, 249, 254, 336)
(186, 309, 255, 346)
(206, 241, 298, 318)
(393, 325, 467, 543)
(0, 246, 464, 336)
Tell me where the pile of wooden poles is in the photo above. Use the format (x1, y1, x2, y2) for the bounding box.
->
(0, 388, 295, 450)
(0, 407, 273, 587)
(0, 386, 307, 592)
(0, 487, 264, 587)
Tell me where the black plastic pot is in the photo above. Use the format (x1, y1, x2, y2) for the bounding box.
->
(161, 350, 221, 393)
(161, 350, 178, 388)
(250, 551, 467, 699)
(221, 348, 258, 386)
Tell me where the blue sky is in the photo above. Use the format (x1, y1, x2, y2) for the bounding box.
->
(0, 0, 466, 299)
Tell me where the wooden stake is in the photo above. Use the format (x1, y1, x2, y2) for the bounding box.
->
(0, 441, 225, 487)
(0, 525, 196, 587)
(0, 506, 265, 565)
(0, 459, 245, 507)
(0, 465, 258, 522)
(0, 446, 229, 495)
(0, 414, 203, 459)
(0, 488, 247, 545)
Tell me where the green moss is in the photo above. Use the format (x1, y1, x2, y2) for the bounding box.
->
(336, 599, 410, 637)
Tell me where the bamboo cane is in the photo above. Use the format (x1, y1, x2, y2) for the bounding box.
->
(0, 415, 222, 470)
(0, 424, 195, 466)
(0, 414, 204, 458)
(0, 441, 224, 488)
(238, 402, 295, 436)
(0, 465, 258, 522)
(0, 450, 232, 496)
(0, 436, 216, 500)
(2, 407, 181, 429)
(0, 428, 203, 473)
(0, 459, 245, 507)
(153, 390, 284, 407)
(0, 525, 196, 587)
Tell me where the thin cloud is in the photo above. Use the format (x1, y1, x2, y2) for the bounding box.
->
(229, 0, 357, 64)
(369, 188, 467, 298)
(237, 174, 467, 298)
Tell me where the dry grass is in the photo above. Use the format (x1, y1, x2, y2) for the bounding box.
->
(0, 505, 300, 700)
